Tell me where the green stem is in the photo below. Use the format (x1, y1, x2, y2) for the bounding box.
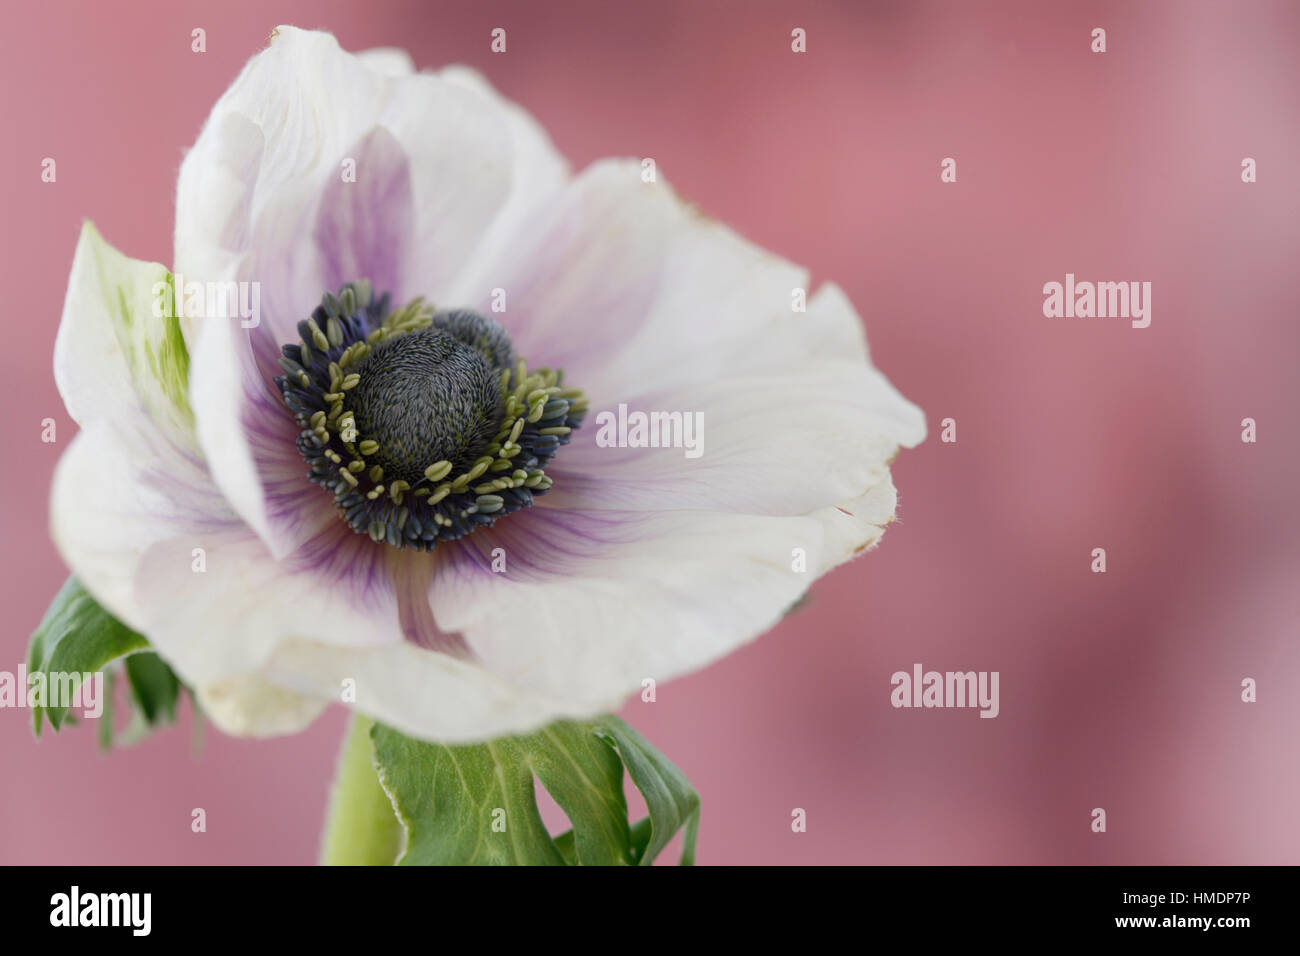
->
(319, 714, 403, 865)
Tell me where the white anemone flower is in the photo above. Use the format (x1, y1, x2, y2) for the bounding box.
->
(50, 26, 925, 744)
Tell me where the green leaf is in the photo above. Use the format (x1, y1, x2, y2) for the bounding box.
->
(123, 652, 182, 726)
(27, 576, 185, 747)
(27, 576, 149, 735)
(594, 717, 700, 866)
(370, 715, 699, 866)
(98, 670, 117, 751)
(525, 721, 632, 865)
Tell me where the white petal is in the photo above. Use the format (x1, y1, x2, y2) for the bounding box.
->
(52, 405, 403, 735)
(259, 639, 577, 744)
(432, 509, 833, 713)
(355, 46, 415, 77)
(819, 475, 902, 567)
(545, 358, 924, 515)
(189, 315, 338, 559)
(463, 160, 873, 402)
(483, 180, 926, 520)
(54, 222, 196, 449)
(208, 505, 865, 744)
(54, 426, 615, 742)
(53, 416, 457, 739)
(175, 27, 570, 559)
(437, 65, 571, 305)
(401, 474, 908, 737)
(47, 224, 327, 735)
(50, 415, 238, 640)
(174, 26, 569, 335)
(197, 673, 326, 738)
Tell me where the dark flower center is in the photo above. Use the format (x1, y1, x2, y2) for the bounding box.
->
(348, 327, 504, 484)
(274, 282, 586, 550)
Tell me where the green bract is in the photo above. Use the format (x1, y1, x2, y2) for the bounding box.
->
(27, 576, 184, 748)
(323, 715, 699, 866)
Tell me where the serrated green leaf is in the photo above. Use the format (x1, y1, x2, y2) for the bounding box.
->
(98, 670, 117, 751)
(26, 576, 186, 748)
(372, 726, 565, 865)
(553, 816, 655, 866)
(525, 722, 632, 865)
(595, 717, 700, 866)
(369, 716, 699, 866)
(123, 651, 181, 726)
(27, 576, 148, 735)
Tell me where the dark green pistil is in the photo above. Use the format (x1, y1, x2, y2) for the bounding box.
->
(348, 328, 503, 484)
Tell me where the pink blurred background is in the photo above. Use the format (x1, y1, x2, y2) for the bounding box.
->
(2, 0, 1298, 864)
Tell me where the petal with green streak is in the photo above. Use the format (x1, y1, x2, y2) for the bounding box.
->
(54, 221, 194, 446)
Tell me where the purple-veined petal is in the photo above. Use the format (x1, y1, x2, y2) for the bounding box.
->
(456, 160, 879, 403)
(428, 507, 836, 714)
(542, 358, 923, 515)
(176, 27, 569, 561)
